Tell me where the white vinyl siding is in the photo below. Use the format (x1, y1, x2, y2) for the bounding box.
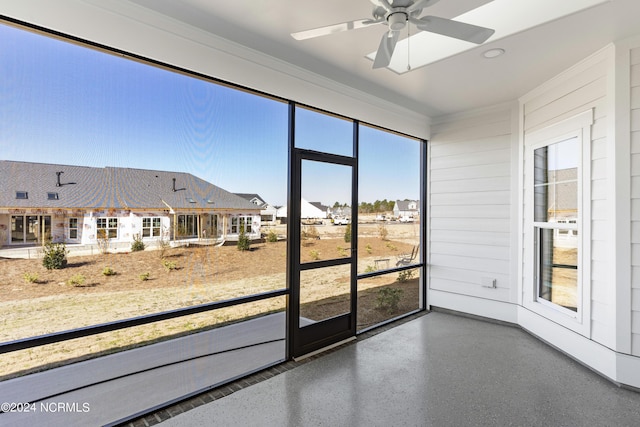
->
(630, 47, 640, 355)
(429, 107, 513, 302)
(522, 48, 610, 343)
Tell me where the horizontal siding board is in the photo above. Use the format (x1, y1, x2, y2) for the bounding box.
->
(430, 254, 509, 274)
(431, 242, 510, 260)
(591, 260, 608, 282)
(633, 289, 640, 311)
(591, 199, 609, 221)
(591, 299, 611, 324)
(429, 277, 510, 301)
(430, 148, 510, 169)
(632, 199, 640, 219)
(431, 191, 510, 206)
(632, 47, 640, 66)
(430, 205, 509, 219)
(591, 178, 608, 200)
(430, 176, 510, 194)
(632, 154, 640, 175)
(633, 245, 640, 267)
(591, 320, 614, 348)
(524, 59, 608, 115)
(430, 265, 509, 284)
(591, 158, 607, 180)
(632, 311, 640, 334)
(430, 136, 509, 156)
(632, 266, 640, 288)
(632, 62, 640, 86)
(631, 221, 640, 244)
(632, 131, 640, 154)
(591, 280, 612, 305)
(632, 87, 640, 109)
(632, 109, 640, 132)
(592, 117, 608, 141)
(591, 137, 607, 160)
(524, 78, 606, 132)
(429, 229, 510, 246)
(430, 162, 510, 182)
(431, 217, 510, 233)
(633, 336, 640, 356)
(430, 120, 511, 143)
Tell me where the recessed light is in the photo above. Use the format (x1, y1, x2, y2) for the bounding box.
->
(483, 48, 505, 59)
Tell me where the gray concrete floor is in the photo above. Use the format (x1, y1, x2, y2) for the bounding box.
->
(159, 311, 640, 427)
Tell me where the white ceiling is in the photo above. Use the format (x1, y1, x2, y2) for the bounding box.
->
(128, 0, 640, 118)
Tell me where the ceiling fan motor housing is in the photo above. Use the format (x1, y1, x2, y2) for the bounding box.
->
(388, 11, 408, 31)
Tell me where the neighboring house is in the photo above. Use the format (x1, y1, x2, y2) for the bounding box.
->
(276, 199, 328, 222)
(393, 200, 419, 219)
(0, 161, 261, 247)
(234, 193, 278, 224)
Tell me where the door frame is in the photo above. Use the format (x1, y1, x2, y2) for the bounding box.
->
(288, 148, 358, 358)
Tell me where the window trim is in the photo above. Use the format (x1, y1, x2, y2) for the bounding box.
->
(523, 110, 592, 335)
(142, 217, 162, 238)
(96, 217, 119, 239)
(69, 217, 79, 240)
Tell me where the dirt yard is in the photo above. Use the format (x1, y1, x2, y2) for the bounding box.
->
(0, 233, 420, 379)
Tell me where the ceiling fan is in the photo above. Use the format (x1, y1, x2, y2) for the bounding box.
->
(291, 0, 495, 69)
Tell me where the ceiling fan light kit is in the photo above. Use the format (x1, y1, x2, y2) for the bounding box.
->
(291, 0, 495, 71)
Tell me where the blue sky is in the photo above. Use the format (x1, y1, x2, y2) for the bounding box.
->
(0, 23, 420, 207)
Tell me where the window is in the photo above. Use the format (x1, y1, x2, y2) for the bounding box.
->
(69, 218, 78, 239)
(524, 109, 592, 332)
(177, 214, 198, 237)
(231, 216, 252, 234)
(47, 192, 59, 200)
(533, 138, 579, 313)
(15, 191, 28, 199)
(97, 217, 118, 239)
(142, 217, 161, 238)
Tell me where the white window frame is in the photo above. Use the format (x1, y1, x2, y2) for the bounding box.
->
(523, 110, 592, 335)
(231, 216, 253, 234)
(69, 217, 79, 240)
(142, 217, 161, 238)
(97, 217, 118, 239)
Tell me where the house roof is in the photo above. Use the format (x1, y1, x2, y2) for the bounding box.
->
(309, 202, 329, 212)
(234, 193, 266, 207)
(0, 161, 259, 211)
(395, 200, 419, 212)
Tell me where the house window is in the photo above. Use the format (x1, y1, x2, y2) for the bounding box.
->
(97, 217, 118, 239)
(231, 216, 252, 234)
(15, 191, 28, 199)
(69, 218, 78, 239)
(47, 192, 59, 200)
(142, 217, 161, 237)
(177, 214, 198, 237)
(533, 137, 579, 314)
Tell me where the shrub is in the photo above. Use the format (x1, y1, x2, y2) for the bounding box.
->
(266, 229, 278, 243)
(42, 241, 68, 270)
(336, 246, 348, 257)
(366, 244, 373, 254)
(23, 272, 39, 283)
(310, 250, 320, 260)
(378, 223, 388, 241)
(364, 265, 375, 273)
(237, 224, 250, 252)
(102, 266, 116, 276)
(156, 229, 171, 259)
(67, 274, 86, 287)
(139, 272, 150, 281)
(96, 228, 110, 254)
(397, 269, 415, 283)
(385, 242, 397, 251)
(344, 223, 351, 243)
(301, 225, 319, 242)
(162, 259, 177, 271)
(376, 287, 404, 313)
(131, 233, 145, 252)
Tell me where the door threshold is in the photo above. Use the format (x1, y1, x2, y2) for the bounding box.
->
(293, 336, 357, 362)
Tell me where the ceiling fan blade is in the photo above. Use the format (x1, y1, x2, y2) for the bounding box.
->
(372, 31, 400, 69)
(411, 15, 494, 44)
(406, 0, 441, 13)
(291, 19, 383, 40)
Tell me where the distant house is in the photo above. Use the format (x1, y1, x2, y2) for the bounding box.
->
(234, 193, 278, 224)
(0, 161, 261, 247)
(276, 199, 328, 223)
(394, 200, 419, 219)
